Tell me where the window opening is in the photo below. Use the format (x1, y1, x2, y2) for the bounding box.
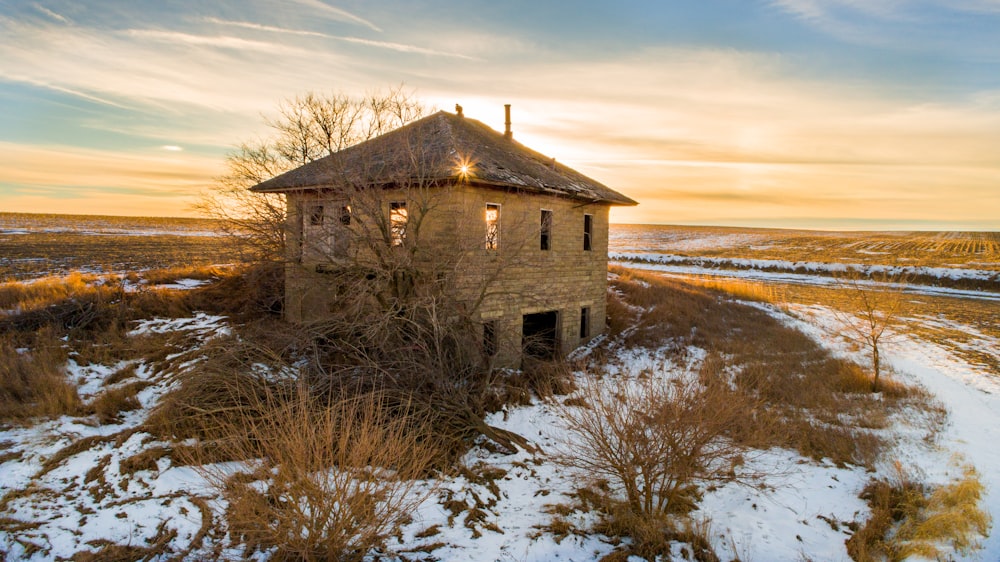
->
(340, 205, 352, 226)
(309, 205, 324, 227)
(522, 311, 558, 360)
(485, 203, 500, 250)
(583, 214, 593, 251)
(390, 201, 407, 246)
(540, 210, 552, 251)
(580, 307, 590, 339)
(483, 321, 498, 357)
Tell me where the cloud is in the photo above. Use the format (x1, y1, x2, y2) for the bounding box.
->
(203, 17, 330, 37)
(205, 17, 478, 59)
(125, 29, 308, 55)
(287, 0, 381, 32)
(0, 17, 361, 113)
(420, 46, 1000, 228)
(768, 0, 1000, 55)
(31, 3, 69, 23)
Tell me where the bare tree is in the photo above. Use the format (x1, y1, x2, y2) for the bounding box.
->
(833, 269, 909, 392)
(196, 85, 426, 262)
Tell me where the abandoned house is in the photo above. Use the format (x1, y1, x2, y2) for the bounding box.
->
(251, 105, 637, 366)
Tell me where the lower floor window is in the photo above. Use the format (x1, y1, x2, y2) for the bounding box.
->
(484, 321, 498, 357)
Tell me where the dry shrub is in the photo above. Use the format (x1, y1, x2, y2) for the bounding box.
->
(847, 462, 991, 561)
(557, 375, 756, 518)
(0, 331, 79, 422)
(196, 388, 439, 562)
(182, 261, 284, 318)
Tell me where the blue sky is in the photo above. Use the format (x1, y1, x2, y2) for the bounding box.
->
(1, 0, 999, 229)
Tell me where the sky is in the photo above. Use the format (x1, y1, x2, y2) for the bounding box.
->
(1, 0, 999, 230)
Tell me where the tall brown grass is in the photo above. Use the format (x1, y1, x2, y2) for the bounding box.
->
(0, 330, 79, 422)
(0, 272, 108, 313)
(847, 462, 991, 561)
(182, 383, 440, 561)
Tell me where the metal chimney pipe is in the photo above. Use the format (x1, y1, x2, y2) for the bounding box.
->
(504, 104, 512, 140)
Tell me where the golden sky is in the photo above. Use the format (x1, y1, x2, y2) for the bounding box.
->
(1, 0, 999, 229)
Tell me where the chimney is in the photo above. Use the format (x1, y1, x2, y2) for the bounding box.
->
(504, 104, 512, 140)
(455, 103, 463, 118)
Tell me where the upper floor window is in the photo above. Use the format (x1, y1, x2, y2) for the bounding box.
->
(309, 205, 324, 227)
(583, 214, 593, 251)
(540, 210, 552, 251)
(339, 205, 352, 226)
(390, 201, 407, 246)
(485, 203, 500, 250)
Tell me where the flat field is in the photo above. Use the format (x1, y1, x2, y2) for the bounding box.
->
(0, 213, 240, 281)
(611, 224, 1000, 270)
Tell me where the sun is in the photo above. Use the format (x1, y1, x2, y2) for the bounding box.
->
(454, 155, 476, 180)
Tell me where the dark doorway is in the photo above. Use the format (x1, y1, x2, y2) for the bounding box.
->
(522, 311, 559, 360)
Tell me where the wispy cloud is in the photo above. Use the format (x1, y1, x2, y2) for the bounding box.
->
(288, 0, 381, 32)
(125, 29, 308, 55)
(31, 3, 69, 24)
(205, 18, 478, 59)
(203, 17, 330, 37)
(331, 36, 478, 60)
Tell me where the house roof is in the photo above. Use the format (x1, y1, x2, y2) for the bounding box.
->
(251, 110, 638, 206)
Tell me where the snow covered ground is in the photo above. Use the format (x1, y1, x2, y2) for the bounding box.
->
(1, 283, 996, 560)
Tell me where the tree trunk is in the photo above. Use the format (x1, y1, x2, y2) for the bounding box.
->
(871, 344, 880, 393)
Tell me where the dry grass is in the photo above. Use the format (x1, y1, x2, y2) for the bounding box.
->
(685, 276, 785, 304)
(847, 462, 991, 561)
(593, 508, 719, 562)
(126, 264, 229, 286)
(0, 273, 111, 313)
(87, 381, 149, 424)
(606, 266, 928, 468)
(187, 387, 441, 562)
(0, 330, 80, 422)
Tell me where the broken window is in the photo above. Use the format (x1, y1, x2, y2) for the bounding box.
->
(390, 201, 407, 246)
(583, 214, 593, 251)
(580, 307, 590, 339)
(485, 203, 500, 250)
(540, 210, 552, 251)
(340, 205, 352, 226)
(483, 320, 498, 357)
(309, 205, 324, 227)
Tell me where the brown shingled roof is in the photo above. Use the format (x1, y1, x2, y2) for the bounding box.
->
(251, 110, 637, 206)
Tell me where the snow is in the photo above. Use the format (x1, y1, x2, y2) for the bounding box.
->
(2, 285, 998, 560)
(614, 258, 1000, 302)
(613, 252, 1000, 283)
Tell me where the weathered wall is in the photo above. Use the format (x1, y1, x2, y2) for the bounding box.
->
(284, 183, 610, 366)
